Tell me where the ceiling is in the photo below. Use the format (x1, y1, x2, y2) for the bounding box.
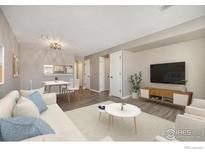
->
(1, 5, 205, 56)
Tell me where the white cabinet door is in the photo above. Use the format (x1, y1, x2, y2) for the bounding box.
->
(110, 51, 122, 98)
(140, 89, 149, 98)
(173, 93, 189, 106)
(84, 59, 90, 89)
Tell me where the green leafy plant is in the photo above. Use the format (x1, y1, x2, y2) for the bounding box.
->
(129, 71, 142, 93)
(54, 76, 58, 81)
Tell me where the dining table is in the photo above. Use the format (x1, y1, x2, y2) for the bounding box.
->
(43, 80, 72, 94)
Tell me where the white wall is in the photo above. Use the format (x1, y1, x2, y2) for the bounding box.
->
(132, 37, 205, 99)
(20, 46, 75, 90)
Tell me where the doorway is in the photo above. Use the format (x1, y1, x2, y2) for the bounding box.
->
(109, 51, 122, 98)
(84, 59, 90, 89)
(99, 55, 110, 92)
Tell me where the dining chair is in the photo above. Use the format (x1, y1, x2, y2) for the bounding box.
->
(68, 79, 80, 93)
(62, 79, 80, 103)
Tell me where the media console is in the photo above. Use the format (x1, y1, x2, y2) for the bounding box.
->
(140, 87, 193, 108)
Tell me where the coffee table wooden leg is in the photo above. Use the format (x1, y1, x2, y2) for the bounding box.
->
(134, 117, 137, 132)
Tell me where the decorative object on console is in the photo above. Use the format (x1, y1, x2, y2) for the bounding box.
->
(98, 105, 105, 110)
(129, 71, 142, 99)
(13, 54, 20, 78)
(0, 44, 4, 85)
(179, 80, 188, 92)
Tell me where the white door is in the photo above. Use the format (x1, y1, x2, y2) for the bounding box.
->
(84, 59, 90, 89)
(110, 51, 122, 98)
(99, 57, 105, 92)
(104, 57, 110, 91)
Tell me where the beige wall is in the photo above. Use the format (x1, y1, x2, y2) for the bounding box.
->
(86, 16, 205, 93)
(20, 46, 75, 90)
(122, 50, 136, 97)
(0, 9, 20, 98)
(132, 37, 205, 99)
(89, 54, 99, 90)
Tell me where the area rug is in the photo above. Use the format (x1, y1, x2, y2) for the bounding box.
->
(65, 102, 174, 141)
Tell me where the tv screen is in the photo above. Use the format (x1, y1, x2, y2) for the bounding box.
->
(150, 62, 185, 84)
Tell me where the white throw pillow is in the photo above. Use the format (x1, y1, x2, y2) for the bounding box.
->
(13, 97, 40, 117)
(20, 87, 44, 97)
(0, 91, 19, 118)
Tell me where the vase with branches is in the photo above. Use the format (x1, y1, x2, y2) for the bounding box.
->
(129, 71, 142, 99)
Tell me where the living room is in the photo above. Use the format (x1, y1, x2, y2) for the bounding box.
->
(0, 1, 205, 154)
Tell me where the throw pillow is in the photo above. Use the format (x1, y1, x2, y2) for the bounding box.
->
(20, 87, 44, 97)
(0, 117, 55, 141)
(27, 91, 48, 113)
(13, 97, 40, 118)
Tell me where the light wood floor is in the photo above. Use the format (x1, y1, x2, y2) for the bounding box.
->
(57, 89, 183, 122)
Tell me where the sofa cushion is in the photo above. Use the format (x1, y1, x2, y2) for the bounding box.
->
(20, 87, 44, 97)
(0, 117, 55, 141)
(27, 91, 48, 113)
(0, 91, 19, 118)
(13, 97, 40, 118)
(40, 104, 86, 141)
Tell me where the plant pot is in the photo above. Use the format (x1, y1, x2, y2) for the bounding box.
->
(132, 92, 138, 99)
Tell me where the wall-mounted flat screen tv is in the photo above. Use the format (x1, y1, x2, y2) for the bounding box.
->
(150, 62, 185, 84)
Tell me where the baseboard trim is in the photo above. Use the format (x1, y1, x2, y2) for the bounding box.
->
(122, 95, 131, 99)
(89, 88, 100, 93)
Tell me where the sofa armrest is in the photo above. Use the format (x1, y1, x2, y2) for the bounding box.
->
(42, 93, 57, 105)
(175, 114, 205, 141)
(185, 106, 205, 118)
(184, 113, 205, 121)
(22, 134, 85, 141)
(154, 136, 178, 141)
(191, 99, 205, 109)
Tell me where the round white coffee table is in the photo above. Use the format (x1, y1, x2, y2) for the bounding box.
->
(105, 103, 141, 132)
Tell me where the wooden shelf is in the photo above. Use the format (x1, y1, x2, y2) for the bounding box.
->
(140, 87, 193, 107)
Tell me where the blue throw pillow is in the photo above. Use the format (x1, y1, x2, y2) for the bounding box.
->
(0, 117, 55, 141)
(27, 91, 48, 113)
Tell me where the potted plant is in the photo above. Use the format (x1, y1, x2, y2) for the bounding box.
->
(129, 71, 142, 99)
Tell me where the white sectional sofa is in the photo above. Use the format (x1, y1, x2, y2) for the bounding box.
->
(0, 90, 86, 141)
(155, 98, 205, 141)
